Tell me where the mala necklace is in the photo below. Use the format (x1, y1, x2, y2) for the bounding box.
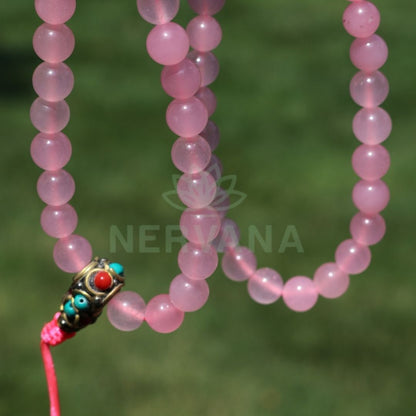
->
(30, 0, 391, 415)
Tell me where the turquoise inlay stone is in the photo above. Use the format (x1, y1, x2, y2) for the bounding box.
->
(74, 294, 89, 310)
(64, 301, 76, 317)
(109, 262, 124, 276)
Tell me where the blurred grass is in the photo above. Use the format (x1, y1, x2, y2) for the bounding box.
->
(1, 0, 415, 415)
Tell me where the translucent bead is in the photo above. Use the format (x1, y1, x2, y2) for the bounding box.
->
(353, 107, 392, 145)
(146, 23, 189, 66)
(222, 246, 257, 282)
(169, 274, 209, 312)
(31, 132, 72, 170)
(33, 62, 74, 102)
(145, 294, 184, 333)
(352, 144, 390, 180)
(195, 87, 217, 117)
(211, 187, 229, 218)
(177, 242, 218, 280)
(335, 239, 371, 275)
(350, 71, 389, 108)
(187, 0, 225, 15)
(37, 169, 75, 206)
(166, 97, 208, 137)
(212, 218, 240, 252)
(177, 171, 217, 209)
(53, 234, 92, 273)
(35, 0, 76, 25)
(41, 204, 78, 238)
(343, 1, 380, 38)
(200, 120, 220, 150)
(247, 268, 283, 305)
(352, 179, 390, 214)
(187, 51, 219, 86)
(313, 262, 350, 299)
(282, 276, 318, 312)
(350, 34, 388, 72)
(33, 23, 75, 63)
(161, 59, 200, 99)
(180, 206, 221, 244)
(187, 16, 222, 52)
(350, 212, 386, 245)
(30, 98, 70, 134)
(205, 154, 223, 182)
(171, 136, 211, 174)
(107, 291, 146, 332)
(137, 0, 179, 25)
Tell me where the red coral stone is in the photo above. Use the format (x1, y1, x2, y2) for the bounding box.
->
(94, 271, 113, 290)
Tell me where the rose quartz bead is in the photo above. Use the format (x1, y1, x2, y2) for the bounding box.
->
(350, 212, 386, 246)
(187, 0, 225, 15)
(30, 98, 70, 134)
(33, 62, 74, 102)
(35, 0, 76, 25)
(161, 59, 201, 99)
(177, 171, 217, 209)
(53, 234, 92, 273)
(169, 274, 209, 312)
(107, 291, 146, 332)
(350, 34, 388, 72)
(31, 132, 72, 170)
(180, 206, 221, 245)
(200, 120, 220, 150)
(353, 107, 392, 145)
(41, 204, 78, 238)
(171, 136, 211, 174)
(195, 87, 217, 117)
(178, 242, 218, 280)
(222, 246, 257, 282)
(146, 23, 189, 66)
(37, 169, 75, 206)
(211, 187, 229, 219)
(137, 0, 179, 25)
(343, 1, 380, 38)
(335, 239, 371, 275)
(247, 268, 283, 305)
(212, 218, 240, 252)
(352, 144, 390, 180)
(350, 71, 389, 108)
(205, 154, 223, 182)
(33, 24, 75, 63)
(187, 51, 219, 87)
(282, 276, 318, 312)
(313, 262, 350, 299)
(352, 179, 390, 214)
(187, 16, 222, 52)
(145, 294, 184, 333)
(166, 97, 208, 137)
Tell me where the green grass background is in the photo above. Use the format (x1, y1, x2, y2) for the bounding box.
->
(1, 0, 415, 415)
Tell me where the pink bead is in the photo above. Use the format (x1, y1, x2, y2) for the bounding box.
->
(41, 204, 78, 238)
(166, 97, 208, 137)
(161, 59, 201, 99)
(353, 107, 392, 145)
(352, 179, 390, 214)
(145, 294, 184, 333)
(187, 0, 225, 15)
(33, 62, 74, 102)
(169, 274, 209, 312)
(282, 276, 318, 312)
(350, 71, 389, 108)
(195, 87, 217, 116)
(343, 1, 380, 38)
(313, 262, 350, 299)
(37, 169, 75, 206)
(211, 187, 229, 218)
(180, 206, 221, 245)
(187, 51, 219, 86)
(35, 0, 76, 25)
(53, 234, 92, 273)
(222, 246, 257, 282)
(335, 239, 371, 275)
(187, 16, 222, 52)
(247, 268, 283, 305)
(205, 154, 223, 182)
(177, 171, 217, 209)
(350, 212, 386, 245)
(31, 132, 72, 170)
(178, 242, 218, 280)
(30, 98, 70, 134)
(146, 23, 189, 66)
(352, 144, 390, 180)
(137, 0, 179, 25)
(171, 136, 211, 174)
(33, 23, 75, 63)
(350, 34, 388, 72)
(212, 218, 240, 253)
(107, 291, 146, 332)
(200, 120, 220, 150)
